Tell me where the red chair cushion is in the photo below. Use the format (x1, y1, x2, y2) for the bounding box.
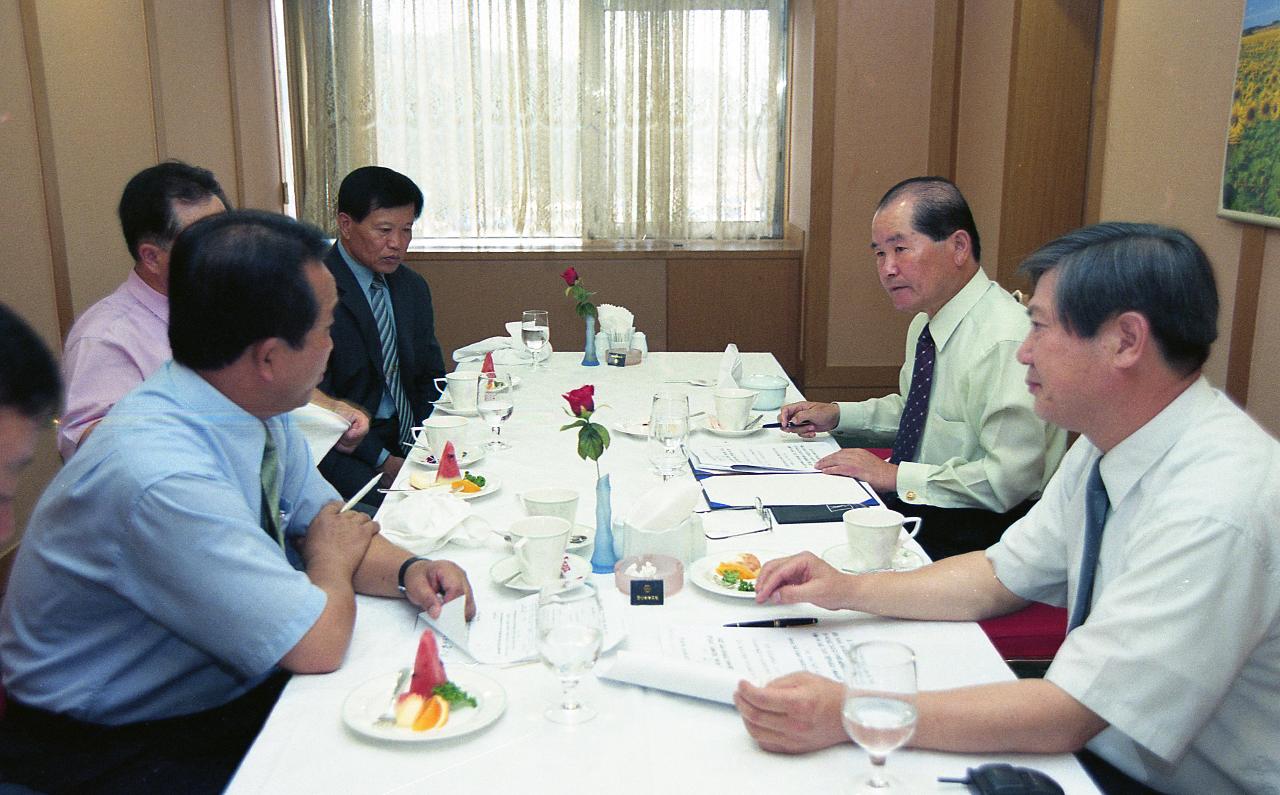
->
(978, 602, 1068, 660)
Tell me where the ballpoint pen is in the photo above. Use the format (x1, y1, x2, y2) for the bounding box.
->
(723, 617, 818, 628)
(341, 473, 382, 512)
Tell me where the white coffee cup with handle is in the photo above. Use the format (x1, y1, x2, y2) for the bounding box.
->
(508, 516, 571, 586)
(713, 387, 757, 430)
(842, 507, 922, 572)
(417, 415, 468, 459)
(519, 487, 579, 526)
(434, 371, 483, 412)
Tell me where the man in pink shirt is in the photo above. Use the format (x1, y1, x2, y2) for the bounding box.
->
(58, 162, 368, 460)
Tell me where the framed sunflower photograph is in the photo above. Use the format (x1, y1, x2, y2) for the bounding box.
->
(1221, 0, 1280, 227)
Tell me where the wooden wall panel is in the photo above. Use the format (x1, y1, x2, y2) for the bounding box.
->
(996, 0, 1099, 290)
(666, 258, 801, 377)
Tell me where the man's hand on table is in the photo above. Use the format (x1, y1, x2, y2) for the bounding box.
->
(754, 551, 855, 611)
(378, 455, 405, 488)
(816, 448, 898, 494)
(300, 502, 379, 577)
(777, 401, 839, 437)
(402, 558, 476, 621)
(735, 672, 847, 753)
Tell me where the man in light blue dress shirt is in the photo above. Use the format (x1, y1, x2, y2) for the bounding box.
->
(0, 211, 474, 794)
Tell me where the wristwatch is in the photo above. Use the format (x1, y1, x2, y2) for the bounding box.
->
(397, 555, 431, 596)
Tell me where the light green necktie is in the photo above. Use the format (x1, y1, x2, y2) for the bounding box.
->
(260, 427, 284, 551)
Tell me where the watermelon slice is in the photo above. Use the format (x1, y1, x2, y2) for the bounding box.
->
(435, 441, 462, 483)
(409, 630, 449, 697)
(481, 351, 496, 377)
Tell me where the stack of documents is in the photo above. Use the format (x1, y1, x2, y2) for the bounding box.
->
(688, 439, 880, 522)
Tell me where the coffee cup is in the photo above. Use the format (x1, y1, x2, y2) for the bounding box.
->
(713, 387, 757, 430)
(519, 487, 579, 526)
(433, 371, 483, 412)
(508, 516, 571, 586)
(417, 415, 468, 459)
(842, 507, 922, 572)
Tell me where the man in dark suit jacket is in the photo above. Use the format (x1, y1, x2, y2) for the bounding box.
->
(318, 167, 446, 506)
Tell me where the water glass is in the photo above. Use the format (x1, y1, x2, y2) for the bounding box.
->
(537, 580, 605, 724)
(476, 372, 514, 450)
(522, 309, 550, 370)
(842, 641, 918, 791)
(646, 392, 690, 480)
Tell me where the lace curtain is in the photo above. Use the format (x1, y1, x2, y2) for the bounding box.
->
(283, 0, 788, 241)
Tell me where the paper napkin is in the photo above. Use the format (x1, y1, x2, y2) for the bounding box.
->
(717, 343, 743, 388)
(377, 492, 492, 554)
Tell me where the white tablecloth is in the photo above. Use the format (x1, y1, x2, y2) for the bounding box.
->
(227, 352, 1097, 794)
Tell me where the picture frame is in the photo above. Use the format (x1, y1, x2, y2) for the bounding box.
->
(1221, 0, 1280, 227)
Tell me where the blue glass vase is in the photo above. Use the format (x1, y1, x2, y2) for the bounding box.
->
(590, 474, 617, 573)
(582, 314, 600, 366)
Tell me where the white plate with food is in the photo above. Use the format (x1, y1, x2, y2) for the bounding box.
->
(689, 550, 784, 599)
(408, 446, 486, 469)
(699, 414, 766, 438)
(821, 544, 926, 574)
(408, 472, 501, 500)
(342, 668, 506, 743)
(489, 553, 591, 592)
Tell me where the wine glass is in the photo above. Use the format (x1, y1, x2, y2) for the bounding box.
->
(475, 372, 514, 450)
(522, 310, 549, 370)
(648, 391, 690, 480)
(536, 580, 604, 724)
(842, 641, 918, 791)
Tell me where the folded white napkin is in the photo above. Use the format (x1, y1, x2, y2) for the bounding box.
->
(287, 402, 351, 463)
(597, 304, 634, 335)
(452, 320, 553, 364)
(717, 343, 743, 388)
(624, 480, 703, 530)
(377, 492, 493, 554)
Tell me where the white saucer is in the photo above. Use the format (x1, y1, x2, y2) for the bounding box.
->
(408, 474, 501, 500)
(490, 553, 591, 591)
(409, 446, 486, 469)
(700, 414, 766, 437)
(342, 668, 506, 743)
(430, 399, 479, 418)
(688, 549, 787, 599)
(611, 418, 650, 437)
(821, 543, 926, 574)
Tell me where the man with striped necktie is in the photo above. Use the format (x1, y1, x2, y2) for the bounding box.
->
(318, 167, 448, 509)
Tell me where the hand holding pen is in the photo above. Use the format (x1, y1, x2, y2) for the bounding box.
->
(774, 401, 840, 437)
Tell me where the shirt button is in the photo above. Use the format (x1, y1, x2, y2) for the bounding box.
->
(904, 490, 918, 501)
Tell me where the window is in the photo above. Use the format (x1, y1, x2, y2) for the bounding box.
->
(279, 0, 789, 242)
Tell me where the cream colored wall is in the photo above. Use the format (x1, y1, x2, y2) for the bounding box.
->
(787, 0, 814, 234)
(1249, 240, 1280, 432)
(1096, 1, 1243, 388)
(824, 0, 935, 369)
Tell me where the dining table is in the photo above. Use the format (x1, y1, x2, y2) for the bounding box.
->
(226, 351, 1099, 794)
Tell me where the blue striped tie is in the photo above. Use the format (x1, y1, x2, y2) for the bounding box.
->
(1068, 457, 1109, 631)
(890, 325, 936, 464)
(369, 277, 416, 452)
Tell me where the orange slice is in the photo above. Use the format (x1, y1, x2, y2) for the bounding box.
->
(716, 562, 758, 580)
(412, 694, 450, 731)
(451, 479, 482, 494)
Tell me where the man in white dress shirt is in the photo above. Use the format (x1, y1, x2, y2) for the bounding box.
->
(738, 223, 1279, 794)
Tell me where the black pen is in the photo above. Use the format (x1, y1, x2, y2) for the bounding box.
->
(723, 617, 818, 628)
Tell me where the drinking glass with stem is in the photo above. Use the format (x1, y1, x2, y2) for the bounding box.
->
(521, 310, 549, 370)
(475, 372, 514, 450)
(536, 580, 604, 724)
(842, 641, 918, 792)
(648, 391, 690, 480)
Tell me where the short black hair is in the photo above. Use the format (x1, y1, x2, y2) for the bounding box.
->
(168, 211, 329, 371)
(336, 166, 424, 221)
(0, 304, 60, 420)
(876, 176, 982, 262)
(1019, 222, 1218, 375)
(118, 160, 230, 260)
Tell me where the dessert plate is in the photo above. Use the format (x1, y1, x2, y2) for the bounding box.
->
(689, 549, 786, 600)
(408, 446, 486, 469)
(342, 668, 506, 743)
(409, 474, 502, 501)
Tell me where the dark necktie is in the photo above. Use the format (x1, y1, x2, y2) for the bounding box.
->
(260, 428, 284, 551)
(369, 276, 416, 453)
(1068, 457, 1109, 631)
(890, 324, 936, 464)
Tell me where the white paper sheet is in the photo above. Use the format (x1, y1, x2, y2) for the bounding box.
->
(423, 592, 627, 665)
(700, 472, 875, 508)
(598, 624, 852, 704)
(688, 439, 840, 473)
